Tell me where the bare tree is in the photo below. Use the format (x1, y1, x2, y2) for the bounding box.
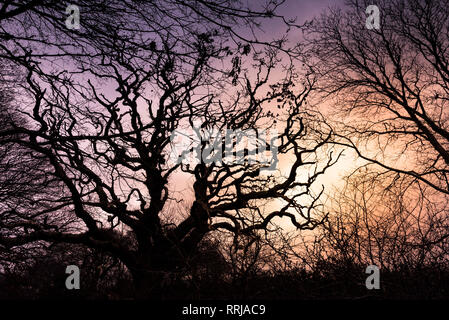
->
(0, 1, 338, 297)
(0, 62, 73, 268)
(311, 169, 449, 269)
(303, 0, 449, 196)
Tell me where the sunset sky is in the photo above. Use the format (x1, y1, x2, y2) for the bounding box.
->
(2, 0, 449, 303)
(167, 0, 359, 228)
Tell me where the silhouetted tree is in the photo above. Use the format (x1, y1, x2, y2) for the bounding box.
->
(0, 0, 338, 297)
(303, 0, 449, 195)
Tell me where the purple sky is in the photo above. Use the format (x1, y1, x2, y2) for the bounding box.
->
(278, 0, 343, 23)
(243, 0, 345, 46)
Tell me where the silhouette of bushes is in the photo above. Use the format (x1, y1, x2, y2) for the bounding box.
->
(2, 240, 449, 300)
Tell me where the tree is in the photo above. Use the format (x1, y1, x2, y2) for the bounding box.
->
(303, 0, 449, 196)
(0, 62, 72, 269)
(0, 0, 337, 297)
(293, 167, 449, 299)
(298, 0, 449, 296)
(308, 169, 449, 270)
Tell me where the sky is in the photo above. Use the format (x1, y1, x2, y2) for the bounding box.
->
(166, 0, 359, 227)
(273, 0, 360, 189)
(278, 0, 343, 23)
